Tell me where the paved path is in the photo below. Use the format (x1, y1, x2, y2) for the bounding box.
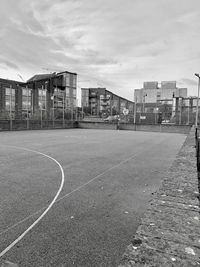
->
(119, 129, 200, 267)
(0, 129, 186, 266)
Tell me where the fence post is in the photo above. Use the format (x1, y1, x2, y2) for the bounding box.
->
(63, 98, 65, 129)
(9, 85, 13, 131)
(195, 127, 198, 140)
(40, 109, 42, 129)
(27, 117, 29, 130)
(195, 128, 198, 158)
(197, 137, 200, 172)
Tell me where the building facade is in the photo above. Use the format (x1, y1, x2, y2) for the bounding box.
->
(134, 81, 187, 104)
(81, 88, 134, 117)
(0, 71, 77, 119)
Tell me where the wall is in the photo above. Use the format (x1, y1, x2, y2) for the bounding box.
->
(122, 123, 191, 134)
(0, 119, 191, 134)
(78, 121, 191, 134)
(0, 120, 76, 131)
(78, 121, 116, 130)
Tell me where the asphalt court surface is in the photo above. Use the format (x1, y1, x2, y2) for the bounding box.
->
(0, 129, 186, 266)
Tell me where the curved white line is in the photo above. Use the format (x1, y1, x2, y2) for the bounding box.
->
(0, 146, 65, 258)
(0, 151, 138, 237)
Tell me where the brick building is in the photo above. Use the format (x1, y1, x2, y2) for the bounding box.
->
(81, 88, 134, 117)
(0, 71, 77, 119)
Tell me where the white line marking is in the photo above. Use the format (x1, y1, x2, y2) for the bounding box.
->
(0, 208, 45, 236)
(0, 146, 65, 258)
(0, 151, 137, 237)
(56, 153, 137, 202)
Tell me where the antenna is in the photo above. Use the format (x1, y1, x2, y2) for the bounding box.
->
(18, 74, 25, 82)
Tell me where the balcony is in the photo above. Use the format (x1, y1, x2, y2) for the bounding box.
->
(90, 100, 97, 104)
(90, 92, 97, 97)
(101, 102, 108, 106)
(100, 97, 107, 101)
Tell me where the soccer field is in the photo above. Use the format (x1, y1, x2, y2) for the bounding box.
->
(0, 129, 186, 266)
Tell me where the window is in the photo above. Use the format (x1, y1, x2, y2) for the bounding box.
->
(22, 87, 32, 110)
(65, 98, 70, 108)
(82, 89, 89, 97)
(73, 89, 76, 97)
(38, 88, 46, 110)
(72, 75, 76, 87)
(54, 88, 65, 108)
(5, 87, 15, 111)
(65, 73, 70, 86)
(90, 91, 97, 97)
(66, 87, 70, 97)
(106, 95, 110, 99)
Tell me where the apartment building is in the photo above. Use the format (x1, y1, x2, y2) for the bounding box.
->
(0, 71, 77, 119)
(134, 81, 187, 104)
(81, 88, 134, 116)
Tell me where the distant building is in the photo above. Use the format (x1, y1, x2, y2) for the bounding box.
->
(0, 71, 77, 119)
(134, 81, 187, 105)
(81, 88, 134, 117)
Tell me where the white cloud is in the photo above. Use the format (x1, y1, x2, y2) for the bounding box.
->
(0, 0, 200, 99)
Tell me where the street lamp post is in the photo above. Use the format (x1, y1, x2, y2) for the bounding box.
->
(195, 73, 200, 132)
(134, 96, 137, 124)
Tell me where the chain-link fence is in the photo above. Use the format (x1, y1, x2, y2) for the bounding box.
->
(0, 107, 80, 131)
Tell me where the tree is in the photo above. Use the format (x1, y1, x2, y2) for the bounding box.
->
(158, 104, 172, 120)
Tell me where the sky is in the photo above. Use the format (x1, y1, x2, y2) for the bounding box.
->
(0, 0, 200, 104)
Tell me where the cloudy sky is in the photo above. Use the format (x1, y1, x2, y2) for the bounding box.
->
(0, 0, 200, 103)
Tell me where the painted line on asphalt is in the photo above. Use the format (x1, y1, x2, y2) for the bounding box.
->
(0, 150, 138, 238)
(0, 145, 65, 258)
(56, 153, 138, 202)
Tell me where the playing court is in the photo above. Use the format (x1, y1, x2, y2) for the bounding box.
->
(0, 129, 186, 266)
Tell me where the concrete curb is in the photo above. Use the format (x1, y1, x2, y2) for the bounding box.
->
(118, 129, 200, 267)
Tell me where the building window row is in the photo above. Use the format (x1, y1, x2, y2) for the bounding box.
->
(22, 87, 32, 110)
(2, 86, 77, 116)
(38, 88, 46, 110)
(5, 88, 15, 111)
(63, 73, 76, 87)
